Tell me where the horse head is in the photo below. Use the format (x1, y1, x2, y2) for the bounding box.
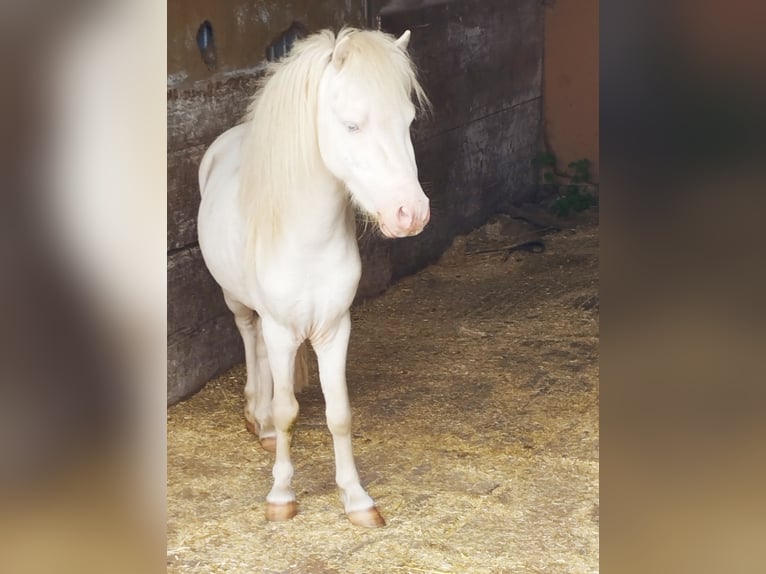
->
(316, 29, 431, 238)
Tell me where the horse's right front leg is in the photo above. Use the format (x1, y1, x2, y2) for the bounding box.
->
(259, 318, 301, 521)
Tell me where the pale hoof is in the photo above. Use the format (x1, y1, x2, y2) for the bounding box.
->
(245, 419, 276, 453)
(347, 506, 386, 528)
(266, 501, 298, 522)
(259, 436, 277, 453)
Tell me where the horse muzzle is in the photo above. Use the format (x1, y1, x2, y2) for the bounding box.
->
(378, 200, 430, 238)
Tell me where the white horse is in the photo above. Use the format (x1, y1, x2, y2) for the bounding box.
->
(197, 28, 430, 527)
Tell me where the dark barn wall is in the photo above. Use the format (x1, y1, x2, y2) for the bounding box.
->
(168, 0, 543, 404)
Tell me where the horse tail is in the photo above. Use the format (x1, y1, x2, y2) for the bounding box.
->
(294, 341, 311, 393)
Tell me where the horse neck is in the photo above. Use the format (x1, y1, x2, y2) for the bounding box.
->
(283, 168, 355, 242)
(241, 125, 355, 250)
(240, 136, 355, 253)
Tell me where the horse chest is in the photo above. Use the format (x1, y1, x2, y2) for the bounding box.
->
(255, 246, 361, 329)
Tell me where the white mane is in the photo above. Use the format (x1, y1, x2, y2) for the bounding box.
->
(239, 27, 430, 255)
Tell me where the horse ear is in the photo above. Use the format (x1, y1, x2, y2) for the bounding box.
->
(332, 36, 352, 69)
(395, 30, 411, 51)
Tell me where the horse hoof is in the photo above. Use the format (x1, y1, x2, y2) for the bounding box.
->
(245, 420, 276, 452)
(266, 501, 298, 522)
(347, 507, 386, 528)
(259, 436, 277, 453)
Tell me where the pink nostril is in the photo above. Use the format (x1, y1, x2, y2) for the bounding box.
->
(397, 206, 414, 229)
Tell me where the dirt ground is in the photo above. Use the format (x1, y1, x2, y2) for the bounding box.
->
(167, 209, 599, 574)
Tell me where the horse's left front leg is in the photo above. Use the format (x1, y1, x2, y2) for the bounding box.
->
(313, 311, 385, 528)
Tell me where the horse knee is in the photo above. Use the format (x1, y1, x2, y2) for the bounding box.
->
(273, 395, 299, 429)
(326, 408, 351, 436)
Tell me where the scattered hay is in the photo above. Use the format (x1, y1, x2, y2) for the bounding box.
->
(168, 213, 599, 573)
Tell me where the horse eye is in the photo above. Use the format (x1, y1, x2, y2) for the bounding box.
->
(344, 122, 360, 133)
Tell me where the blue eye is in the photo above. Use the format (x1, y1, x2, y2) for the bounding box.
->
(344, 122, 360, 133)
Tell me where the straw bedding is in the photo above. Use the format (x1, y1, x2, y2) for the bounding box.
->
(168, 212, 599, 573)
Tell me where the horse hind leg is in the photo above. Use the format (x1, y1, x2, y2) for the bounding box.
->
(223, 291, 276, 452)
(247, 316, 311, 452)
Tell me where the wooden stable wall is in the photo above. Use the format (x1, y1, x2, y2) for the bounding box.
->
(168, 0, 544, 404)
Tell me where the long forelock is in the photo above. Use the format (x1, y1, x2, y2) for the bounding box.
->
(336, 28, 431, 116)
(238, 27, 429, 260)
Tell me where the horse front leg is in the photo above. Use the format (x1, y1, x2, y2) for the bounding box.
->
(259, 319, 301, 521)
(313, 311, 385, 528)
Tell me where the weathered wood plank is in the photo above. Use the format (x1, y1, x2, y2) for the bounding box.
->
(390, 98, 542, 278)
(168, 314, 244, 405)
(168, 245, 230, 340)
(168, 245, 242, 403)
(381, 0, 544, 144)
(168, 73, 261, 154)
(168, 143, 206, 251)
(167, 313, 245, 405)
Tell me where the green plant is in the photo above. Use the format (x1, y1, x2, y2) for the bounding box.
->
(533, 152, 597, 217)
